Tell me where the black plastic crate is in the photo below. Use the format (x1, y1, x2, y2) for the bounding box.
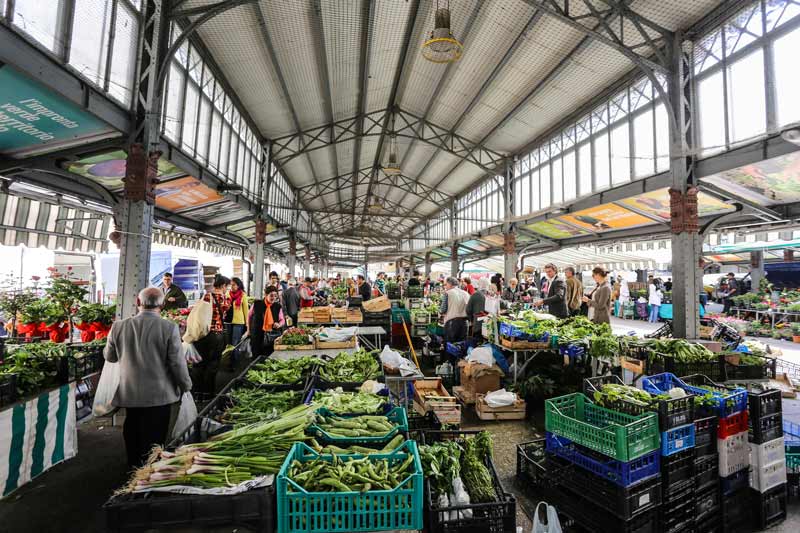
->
(694, 416, 718, 457)
(515, 440, 572, 492)
(67, 349, 105, 380)
(724, 352, 777, 381)
(556, 455, 661, 520)
(696, 511, 722, 533)
(407, 410, 442, 440)
(694, 483, 720, 520)
(661, 450, 695, 496)
(103, 485, 274, 532)
(749, 410, 783, 444)
(694, 453, 719, 490)
(545, 485, 659, 533)
(425, 462, 516, 533)
(721, 488, 750, 531)
(167, 416, 230, 449)
(747, 386, 782, 418)
(721, 469, 749, 496)
(583, 375, 693, 430)
(659, 491, 694, 533)
(752, 484, 787, 530)
(671, 354, 727, 383)
(0, 372, 18, 408)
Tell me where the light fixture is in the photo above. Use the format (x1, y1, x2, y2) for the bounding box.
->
(421, 0, 463, 64)
(782, 128, 800, 146)
(383, 114, 401, 176)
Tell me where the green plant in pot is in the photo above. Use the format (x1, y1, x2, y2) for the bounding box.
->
(792, 323, 800, 343)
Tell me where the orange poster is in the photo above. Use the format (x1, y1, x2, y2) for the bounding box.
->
(559, 204, 655, 232)
(155, 177, 224, 212)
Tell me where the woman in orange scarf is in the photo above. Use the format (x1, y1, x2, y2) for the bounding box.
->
(261, 286, 285, 355)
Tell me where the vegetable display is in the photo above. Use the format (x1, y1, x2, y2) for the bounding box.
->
(126, 404, 315, 491)
(245, 356, 316, 385)
(312, 413, 398, 438)
(317, 349, 380, 383)
(0, 341, 66, 396)
(459, 432, 495, 503)
(419, 431, 496, 504)
(280, 327, 314, 346)
(286, 448, 415, 493)
(592, 383, 667, 410)
(309, 434, 405, 455)
(419, 441, 462, 497)
(219, 389, 302, 426)
(310, 389, 387, 414)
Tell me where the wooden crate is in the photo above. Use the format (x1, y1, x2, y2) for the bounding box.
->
(274, 334, 315, 351)
(620, 356, 646, 375)
(330, 308, 348, 320)
(315, 336, 357, 350)
(698, 325, 714, 339)
(313, 308, 332, 323)
(412, 399, 461, 425)
(298, 309, 316, 323)
(475, 394, 526, 421)
(453, 385, 475, 405)
(500, 337, 549, 350)
(413, 378, 457, 410)
(412, 311, 431, 325)
(345, 309, 363, 323)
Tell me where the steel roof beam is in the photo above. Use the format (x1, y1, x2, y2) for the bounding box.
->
(360, 0, 422, 227)
(351, 0, 376, 229)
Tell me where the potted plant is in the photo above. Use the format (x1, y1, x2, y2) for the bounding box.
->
(0, 289, 38, 337)
(792, 323, 800, 343)
(771, 330, 782, 340)
(753, 302, 770, 311)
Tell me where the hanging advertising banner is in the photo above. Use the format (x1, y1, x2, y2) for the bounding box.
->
(620, 187, 735, 219)
(559, 204, 655, 232)
(524, 220, 592, 240)
(64, 149, 185, 191)
(155, 176, 224, 212)
(183, 201, 252, 227)
(0, 64, 118, 158)
(701, 151, 800, 205)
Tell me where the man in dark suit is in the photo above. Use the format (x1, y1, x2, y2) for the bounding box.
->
(161, 272, 188, 310)
(533, 263, 569, 318)
(357, 274, 372, 301)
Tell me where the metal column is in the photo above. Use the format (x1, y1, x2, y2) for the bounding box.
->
(287, 236, 297, 278)
(424, 252, 432, 278)
(114, 0, 168, 319)
(252, 219, 267, 297)
(750, 250, 765, 293)
(303, 244, 311, 278)
(503, 159, 517, 283)
(450, 244, 459, 278)
(667, 35, 699, 339)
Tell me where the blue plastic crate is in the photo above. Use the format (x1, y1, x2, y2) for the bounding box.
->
(641, 372, 747, 418)
(784, 420, 800, 452)
(661, 423, 695, 456)
(720, 468, 749, 496)
(445, 341, 471, 358)
(544, 432, 660, 488)
(559, 343, 586, 363)
(499, 322, 529, 339)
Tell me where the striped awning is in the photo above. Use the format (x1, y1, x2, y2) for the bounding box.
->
(0, 193, 111, 253)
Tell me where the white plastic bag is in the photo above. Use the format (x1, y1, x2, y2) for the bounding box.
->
(171, 392, 198, 439)
(532, 502, 562, 533)
(182, 299, 212, 344)
(183, 342, 203, 364)
(466, 346, 494, 366)
(450, 477, 472, 519)
(485, 388, 516, 408)
(92, 361, 120, 416)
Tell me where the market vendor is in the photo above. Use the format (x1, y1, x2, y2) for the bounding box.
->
(533, 263, 569, 318)
(440, 276, 470, 343)
(161, 272, 188, 310)
(357, 274, 372, 301)
(299, 277, 315, 307)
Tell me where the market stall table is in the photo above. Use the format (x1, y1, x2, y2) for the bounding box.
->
(356, 326, 387, 350)
(268, 348, 358, 361)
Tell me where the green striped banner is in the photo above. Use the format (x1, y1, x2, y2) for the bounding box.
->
(1, 383, 77, 498)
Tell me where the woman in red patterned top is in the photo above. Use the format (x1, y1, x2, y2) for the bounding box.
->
(192, 274, 231, 394)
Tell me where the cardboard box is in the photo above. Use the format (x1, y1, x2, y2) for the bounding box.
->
(458, 360, 503, 395)
(362, 295, 391, 313)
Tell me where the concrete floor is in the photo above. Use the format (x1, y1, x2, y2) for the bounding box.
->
(2, 329, 800, 533)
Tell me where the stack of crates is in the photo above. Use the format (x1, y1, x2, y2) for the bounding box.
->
(748, 387, 787, 530)
(784, 420, 800, 492)
(543, 391, 663, 532)
(693, 416, 721, 533)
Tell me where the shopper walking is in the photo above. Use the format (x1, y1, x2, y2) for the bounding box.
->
(502, 278, 522, 302)
(299, 277, 315, 308)
(534, 263, 569, 318)
(466, 277, 488, 342)
(582, 267, 612, 325)
(357, 274, 372, 301)
(722, 272, 739, 314)
(564, 267, 583, 316)
(282, 279, 301, 327)
(248, 290, 267, 359)
(648, 278, 663, 323)
(103, 287, 192, 468)
(261, 286, 286, 355)
(225, 277, 249, 370)
(617, 276, 630, 317)
(440, 276, 470, 344)
(463, 277, 476, 295)
(192, 274, 230, 395)
(375, 272, 386, 295)
(161, 272, 188, 310)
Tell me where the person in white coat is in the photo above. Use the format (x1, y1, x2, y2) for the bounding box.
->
(648, 280, 663, 323)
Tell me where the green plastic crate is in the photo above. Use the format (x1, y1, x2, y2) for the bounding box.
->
(277, 441, 423, 533)
(427, 324, 444, 336)
(544, 393, 660, 462)
(308, 406, 409, 445)
(391, 308, 411, 324)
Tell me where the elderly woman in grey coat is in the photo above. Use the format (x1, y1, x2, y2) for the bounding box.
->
(582, 267, 612, 325)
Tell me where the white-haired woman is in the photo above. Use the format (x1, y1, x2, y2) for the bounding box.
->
(466, 277, 489, 342)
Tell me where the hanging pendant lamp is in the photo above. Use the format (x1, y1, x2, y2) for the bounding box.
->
(421, 0, 463, 63)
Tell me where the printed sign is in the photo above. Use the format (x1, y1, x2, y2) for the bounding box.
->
(0, 65, 117, 157)
(559, 204, 655, 232)
(65, 150, 185, 191)
(155, 176, 224, 212)
(524, 220, 592, 240)
(701, 151, 800, 205)
(620, 188, 736, 219)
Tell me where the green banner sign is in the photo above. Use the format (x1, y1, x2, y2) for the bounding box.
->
(0, 64, 117, 157)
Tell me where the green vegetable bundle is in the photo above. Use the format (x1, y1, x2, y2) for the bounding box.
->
(317, 348, 380, 383)
(246, 356, 316, 385)
(419, 441, 462, 497)
(461, 434, 496, 503)
(0, 341, 66, 396)
(312, 412, 399, 439)
(287, 447, 415, 492)
(310, 389, 387, 414)
(219, 389, 302, 426)
(309, 434, 405, 455)
(126, 404, 315, 491)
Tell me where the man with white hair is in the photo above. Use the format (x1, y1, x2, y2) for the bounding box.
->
(439, 276, 470, 343)
(466, 277, 489, 342)
(103, 287, 192, 468)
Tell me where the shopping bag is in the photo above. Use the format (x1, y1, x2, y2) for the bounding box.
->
(92, 361, 120, 417)
(183, 341, 203, 364)
(532, 502, 562, 533)
(171, 392, 198, 439)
